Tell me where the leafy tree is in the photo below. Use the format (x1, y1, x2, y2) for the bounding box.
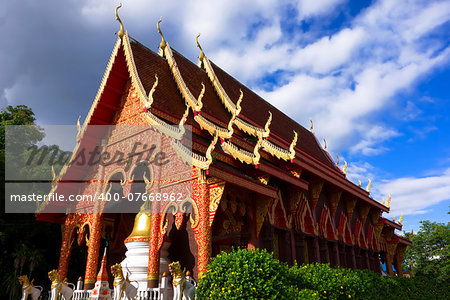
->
(404, 220, 449, 283)
(0, 105, 61, 299)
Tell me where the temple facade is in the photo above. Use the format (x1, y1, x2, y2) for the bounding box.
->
(37, 10, 411, 296)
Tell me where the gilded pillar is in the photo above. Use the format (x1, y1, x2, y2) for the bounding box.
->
(84, 213, 102, 289)
(147, 212, 164, 288)
(58, 214, 76, 279)
(193, 170, 211, 277)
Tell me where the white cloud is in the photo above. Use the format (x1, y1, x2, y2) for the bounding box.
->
(295, 0, 346, 19)
(377, 168, 450, 216)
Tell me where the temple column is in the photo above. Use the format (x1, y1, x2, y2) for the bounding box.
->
(312, 237, 321, 263)
(192, 170, 211, 277)
(147, 212, 164, 288)
(349, 246, 357, 269)
(294, 233, 306, 264)
(386, 253, 394, 276)
(319, 239, 329, 263)
(394, 255, 404, 277)
(84, 213, 102, 289)
(58, 214, 76, 279)
(332, 242, 340, 267)
(364, 250, 370, 271)
(290, 229, 297, 265)
(339, 244, 347, 268)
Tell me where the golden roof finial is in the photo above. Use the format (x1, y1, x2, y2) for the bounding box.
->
(343, 161, 348, 175)
(393, 216, 396, 222)
(381, 198, 385, 205)
(366, 179, 371, 192)
(264, 111, 272, 134)
(289, 131, 298, 161)
(76, 115, 82, 141)
(358, 180, 362, 187)
(157, 17, 166, 50)
(196, 33, 205, 61)
(235, 90, 243, 116)
(386, 194, 391, 208)
(323, 138, 327, 150)
(205, 133, 219, 164)
(309, 119, 313, 131)
(399, 213, 404, 225)
(145, 74, 158, 109)
(115, 3, 124, 40)
(336, 154, 339, 167)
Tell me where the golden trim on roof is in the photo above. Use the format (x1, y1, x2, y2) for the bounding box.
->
(221, 136, 263, 165)
(343, 161, 348, 175)
(233, 113, 271, 139)
(261, 131, 297, 161)
(115, 3, 124, 40)
(172, 134, 218, 170)
(162, 43, 204, 112)
(194, 114, 235, 139)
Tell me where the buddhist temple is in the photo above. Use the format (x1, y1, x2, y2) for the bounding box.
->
(36, 6, 411, 298)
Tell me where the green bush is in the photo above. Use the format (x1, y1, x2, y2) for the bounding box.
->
(196, 248, 300, 299)
(196, 249, 448, 299)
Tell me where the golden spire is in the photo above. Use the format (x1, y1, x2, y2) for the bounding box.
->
(366, 179, 371, 192)
(323, 138, 327, 150)
(358, 180, 362, 187)
(309, 119, 313, 131)
(399, 213, 403, 225)
(115, 3, 124, 40)
(343, 161, 348, 175)
(393, 216, 396, 222)
(157, 17, 166, 50)
(381, 198, 385, 205)
(336, 154, 339, 166)
(386, 194, 391, 208)
(196, 33, 205, 62)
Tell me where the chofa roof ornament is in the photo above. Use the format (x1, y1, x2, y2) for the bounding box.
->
(196, 33, 205, 62)
(115, 3, 124, 40)
(157, 17, 166, 51)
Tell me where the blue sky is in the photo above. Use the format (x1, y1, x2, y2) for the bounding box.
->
(1, 0, 449, 232)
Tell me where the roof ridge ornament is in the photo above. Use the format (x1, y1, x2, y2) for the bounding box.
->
(264, 111, 272, 136)
(323, 138, 327, 150)
(366, 179, 371, 193)
(115, 3, 124, 40)
(196, 33, 205, 62)
(386, 194, 391, 208)
(157, 17, 166, 51)
(235, 90, 243, 117)
(398, 213, 403, 225)
(144, 74, 158, 110)
(76, 115, 83, 141)
(310, 119, 313, 131)
(343, 161, 348, 175)
(336, 154, 339, 167)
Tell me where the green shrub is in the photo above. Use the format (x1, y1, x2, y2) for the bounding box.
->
(196, 248, 300, 299)
(196, 249, 448, 299)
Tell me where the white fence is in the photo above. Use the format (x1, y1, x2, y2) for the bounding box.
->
(48, 276, 170, 300)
